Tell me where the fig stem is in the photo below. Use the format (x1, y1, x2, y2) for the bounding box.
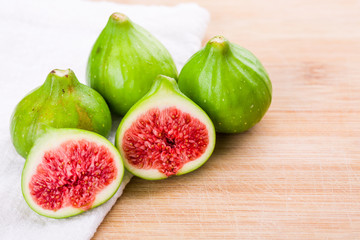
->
(44, 69, 79, 94)
(111, 12, 128, 22)
(150, 75, 180, 96)
(207, 35, 230, 54)
(50, 69, 71, 78)
(109, 12, 131, 27)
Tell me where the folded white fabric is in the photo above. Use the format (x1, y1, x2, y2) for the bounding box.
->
(0, 0, 209, 239)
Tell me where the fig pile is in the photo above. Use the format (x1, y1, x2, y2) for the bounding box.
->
(10, 12, 271, 218)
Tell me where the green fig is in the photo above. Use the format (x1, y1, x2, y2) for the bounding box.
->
(178, 36, 272, 133)
(87, 13, 178, 116)
(115, 75, 215, 180)
(10, 69, 112, 158)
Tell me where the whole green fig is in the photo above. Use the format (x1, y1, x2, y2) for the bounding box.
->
(10, 69, 112, 158)
(87, 13, 178, 116)
(178, 36, 272, 133)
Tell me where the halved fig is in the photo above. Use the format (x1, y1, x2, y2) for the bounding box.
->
(116, 75, 216, 180)
(22, 128, 124, 218)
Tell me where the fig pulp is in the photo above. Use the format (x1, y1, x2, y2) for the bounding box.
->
(10, 69, 112, 158)
(87, 13, 178, 116)
(178, 36, 272, 133)
(22, 128, 124, 218)
(116, 75, 216, 180)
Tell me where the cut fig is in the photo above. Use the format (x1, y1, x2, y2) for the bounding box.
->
(11, 69, 112, 158)
(116, 75, 215, 180)
(22, 128, 124, 218)
(87, 12, 178, 116)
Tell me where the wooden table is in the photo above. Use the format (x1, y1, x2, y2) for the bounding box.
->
(93, 0, 360, 239)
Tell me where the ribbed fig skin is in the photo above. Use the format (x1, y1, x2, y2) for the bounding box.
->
(87, 13, 178, 116)
(178, 36, 272, 133)
(10, 69, 112, 158)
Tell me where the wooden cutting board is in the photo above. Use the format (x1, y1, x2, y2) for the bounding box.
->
(93, 0, 360, 239)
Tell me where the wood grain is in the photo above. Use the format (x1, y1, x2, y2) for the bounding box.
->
(93, 0, 360, 239)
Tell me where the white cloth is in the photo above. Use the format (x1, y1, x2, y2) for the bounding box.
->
(0, 0, 209, 239)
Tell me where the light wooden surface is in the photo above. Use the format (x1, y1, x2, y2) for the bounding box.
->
(93, 0, 360, 239)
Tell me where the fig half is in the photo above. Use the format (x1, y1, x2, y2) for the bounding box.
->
(22, 128, 124, 218)
(87, 13, 178, 116)
(178, 36, 272, 133)
(116, 75, 216, 180)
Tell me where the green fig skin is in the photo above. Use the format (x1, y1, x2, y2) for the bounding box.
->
(87, 13, 178, 116)
(178, 36, 272, 133)
(10, 69, 112, 158)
